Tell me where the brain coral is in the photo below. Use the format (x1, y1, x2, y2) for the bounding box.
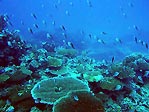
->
(31, 77, 90, 104)
(53, 91, 104, 112)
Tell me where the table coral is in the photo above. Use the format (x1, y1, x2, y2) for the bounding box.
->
(53, 91, 104, 112)
(31, 77, 90, 104)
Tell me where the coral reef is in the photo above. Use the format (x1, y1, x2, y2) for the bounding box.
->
(53, 91, 104, 112)
(0, 30, 28, 66)
(0, 15, 7, 32)
(56, 47, 77, 58)
(47, 56, 63, 69)
(83, 71, 104, 82)
(31, 77, 90, 104)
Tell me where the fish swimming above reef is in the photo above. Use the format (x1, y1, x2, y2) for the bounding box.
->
(86, 0, 93, 7)
(33, 24, 39, 29)
(60, 25, 66, 31)
(115, 37, 122, 44)
(134, 36, 138, 43)
(145, 43, 148, 49)
(28, 28, 34, 34)
(68, 42, 75, 49)
(133, 25, 139, 31)
(111, 56, 115, 63)
(31, 13, 37, 20)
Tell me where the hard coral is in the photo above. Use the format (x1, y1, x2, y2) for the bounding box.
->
(123, 53, 149, 71)
(31, 77, 90, 104)
(53, 91, 104, 112)
(109, 63, 135, 79)
(56, 47, 77, 58)
(47, 56, 63, 69)
(99, 77, 123, 91)
(83, 71, 104, 82)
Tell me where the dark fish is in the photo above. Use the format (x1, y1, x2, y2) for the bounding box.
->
(112, 56, 115, 63)
(28, 28, 33, 34)
(115, 38, 122, 44)
(21, 21, 24, 25)
(33, 24, 39, 29)
(8, 21, 13, 27)
(138, 40, 144, 45)
(128, 2, 134, 7)
(89, 34, 92, 38)
(134, 36, 138, 43)
(62, 32, 67, 38)
(47, 33, 53, 39)
(87, 0, 93, 7)
(101, 32, 107, 35)
(68, 42, 75, 49)
(54, 4, 58, 9)
(145, 43, 148, 49)
(133, 25, 139, 31)
(97, 39, 105, 44)
(31, 13, 37, 20)
(61, 25, 66, 31)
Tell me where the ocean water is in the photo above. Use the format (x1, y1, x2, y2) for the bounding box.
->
(1, 0, 149, 112)
(0, 0, 148, 61)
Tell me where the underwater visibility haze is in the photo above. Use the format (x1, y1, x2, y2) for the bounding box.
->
(0, 0, 149, 112)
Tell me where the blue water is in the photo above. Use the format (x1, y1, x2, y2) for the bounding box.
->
(0, 0, 149, 61)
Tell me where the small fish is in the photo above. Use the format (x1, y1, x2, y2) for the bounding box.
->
(31, 13, 37, 20)
(111, 56, 115, 63)
(47, 33, 53, 39)
(21, 20, 24, 25)
(89, 34, 92, 38)
(28, 28, 33, 34)
(86, 0, 92, 7)
(145, 43, 148, 49)
(54, 4, 58, 9)
(68, 42, 75, 49)
(35, 98, 41, 103)
(33, 24, 39, 29)
(65, 10, 70, 16)
(97, 39, 105, 44)
(61, 25, 66, 31)
(134, 36, 138, 43)
(73, 95, 79, 101)
(42, 20, 47, 26)
(8, 21, 13, 27)
(115, 38, 122, 44)
(133, 25, 139, 31)
(52, 21, 55, 25)
(101, 32, 107, 35)
(128, 2, 134, 7)
(115, 85, 122, 90)
(138, 40, 144, 45)
(113, 72, 119, 77)
(69, 2, 73, 6)
(62, 32, 67, 38)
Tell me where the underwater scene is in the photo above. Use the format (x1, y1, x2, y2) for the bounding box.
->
(0, 0, 149, 112)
